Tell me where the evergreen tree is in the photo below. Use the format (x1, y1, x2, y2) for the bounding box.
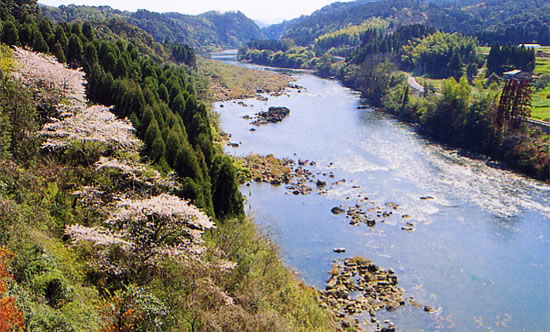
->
(448, 48, 464, 80)
(18, 23, 35, 45)
(67, 34, 83, 65)
(144, 118, 161, 151)
(82, 22, 95, 41)
(211, 156, 244, 219)
(84, 42, 98, 67)
(32, 32, 49, 53)
(51, 42, 66, 63)
(2, 21, 18, 45)
(175, 143, 202, 180)
(151, 133, 166, 163)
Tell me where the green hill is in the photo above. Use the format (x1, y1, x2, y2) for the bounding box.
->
(40, 5, 265, 50)
(264, 0, 550, 46)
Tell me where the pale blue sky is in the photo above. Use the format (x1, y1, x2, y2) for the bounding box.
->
(38, 0, 352, 24)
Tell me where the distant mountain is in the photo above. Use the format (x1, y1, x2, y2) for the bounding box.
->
(40, 5, 265, 50)
(262, 16, 303, 40)
(263, 0, 550, 45)
(254, 20, 270, 28)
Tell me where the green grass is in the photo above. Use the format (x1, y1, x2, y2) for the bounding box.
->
(532, 53, 550, 121)
(534, 56, 550, 75)
(532, 86, 550, 121)
(0, 44, 15, 73)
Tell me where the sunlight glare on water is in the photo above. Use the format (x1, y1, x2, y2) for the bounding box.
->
(216, 70, 550, 331)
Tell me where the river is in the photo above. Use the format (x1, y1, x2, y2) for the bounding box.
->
(213, 61, 550, 331)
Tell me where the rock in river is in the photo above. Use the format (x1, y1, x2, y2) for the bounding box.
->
(331, 206, 346, 215)
(251, 106, 290, 126)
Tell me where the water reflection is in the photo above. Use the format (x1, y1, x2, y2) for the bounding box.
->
(216, 71, 550, 331)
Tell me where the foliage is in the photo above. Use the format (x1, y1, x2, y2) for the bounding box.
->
(166, 43, 196, 67)
(508, 129, 550, 179)
(486, 44, 536, 75)
(279, 0, 426, 46)
(0, 248, 25, 332)
(40, 105, 141, 152)
(239, 46, 316, 69)
(208, 219, 337, 332)
(353, 55, 396, 105)
(350, 24, 436, 64)
(0, 12, 241, 218)
(0, 45, 14, 74)
(244, 39, 290, 53)
(313, 18, 389, 55)
(101, 284, 169, 332)
(401, 32, 482, 79)
(0, 75, 39, 162)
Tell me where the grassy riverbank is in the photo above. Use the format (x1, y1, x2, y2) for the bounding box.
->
(197, 57, 292, 101)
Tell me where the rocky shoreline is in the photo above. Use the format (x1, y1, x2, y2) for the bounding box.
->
(320, 257, 432, 332)
(237, 155, 424, 232)
(235, 154, 436, 330)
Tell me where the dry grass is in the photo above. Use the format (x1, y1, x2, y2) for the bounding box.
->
(198, 57, 292, 101)
(236, 154, 292, 182)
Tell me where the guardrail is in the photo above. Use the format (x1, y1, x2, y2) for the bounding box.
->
(520, 117, 550, 134)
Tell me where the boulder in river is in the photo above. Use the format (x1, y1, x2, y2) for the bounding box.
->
(251, 106, 290, 125)
(331, 206, 345, 214)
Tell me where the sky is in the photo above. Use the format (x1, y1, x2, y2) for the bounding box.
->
(38, 0, 353, 25)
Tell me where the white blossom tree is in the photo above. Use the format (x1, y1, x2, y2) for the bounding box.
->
(40, 105, 141, 151)
(12, 47, 87, 116)
(95, 157, 178, 193)
(66, 194, 215, 269)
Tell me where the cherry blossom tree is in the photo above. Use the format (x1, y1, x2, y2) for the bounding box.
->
(40, 105, 141, 151)
(65, 194, 216, 270)
(12, 47, 86, 117)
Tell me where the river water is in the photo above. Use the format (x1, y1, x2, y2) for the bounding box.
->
(214, 64, 550, 331)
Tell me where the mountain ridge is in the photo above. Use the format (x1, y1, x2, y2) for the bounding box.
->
(40, 4, 265, 50)
(261, 0, 550, 45)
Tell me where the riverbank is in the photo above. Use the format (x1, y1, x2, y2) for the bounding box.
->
(215, 71, 550, 331)
(235, 55, 549, 181)
(198, 57, 292, 101)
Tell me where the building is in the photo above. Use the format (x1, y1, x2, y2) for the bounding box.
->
(502, 70, 532, 81)
(518, 43, 542, 49)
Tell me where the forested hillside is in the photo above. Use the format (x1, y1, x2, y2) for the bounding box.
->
(41, 4, 264, 50)
(264, 0, 550, 46)
(0, 1, 338, 330)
